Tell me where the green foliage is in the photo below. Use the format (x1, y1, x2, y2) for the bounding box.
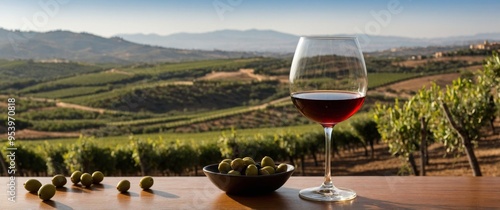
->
(249, 58, 291, 76)
(481, 52, 500, 115)
(77, 80, 284, 113)
(0, 97, 55, 113)
(351, 118, 381, 144)
(2, 143, 46, 176)
(112, 145, 139, 176)
(0, 60, 102, 82)
(22, 108, 99, 120)
(130, 138, 160, 175)
(160, 141, 198, 175)
(123, 58, 256, 76)
(374, 99, 416, 157)
(0, 116, 32, 132)
(29, 86, 108, 99)
(375, 53, 500, 176)
(367, 73, 420, 89)
(365, 56, 474, 73)
(37, 142, 69, 175)
(196, 142, 223, 167)
(218, 130, 286, 161)
(30, 120, 106, 132)
(64, 136, 116, 174)
(50, 72, 136, 86)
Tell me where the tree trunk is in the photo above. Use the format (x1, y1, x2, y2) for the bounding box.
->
(311, 152, 319, 167)
(420, 118, 427, 176)
(363, 143, 369, 157)
(300, 155, 306, 175)
(462, 135, 482, 176)
(408, 153, 419, 176)
(370, 139, 375, 159)
(288, 156, 295, 168)
(441, 103, 482, 176)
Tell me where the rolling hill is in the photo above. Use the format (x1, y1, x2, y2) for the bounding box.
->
(0, 28, 258, 63)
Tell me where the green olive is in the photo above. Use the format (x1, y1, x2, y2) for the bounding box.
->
(227, 170, 241, 176)
(259, 168, 270, 175)
(231, 158, 245, 171)
(116, 180, 131, 193)
(261, 156, 275, 168)
(276, 163, 288, 173)
(51, 174, 67, 188)
(70, 171, 82, 184)
(24, 179, 42, 193)
(218, 162, 231, 174)
(139, 176, 154, 190)
(38, 184, 56, 201)
(92, 171, 104, 184)
(245, 164, 258, 176)
(261, 166, 275, 175)
(80, 173, 93, 187)
(242, 157, 256, 166)
(222, 159, 232, 164)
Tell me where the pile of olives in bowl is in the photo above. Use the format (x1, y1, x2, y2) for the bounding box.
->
(203, 156, 294, 195)
(218, 156, 288, 176)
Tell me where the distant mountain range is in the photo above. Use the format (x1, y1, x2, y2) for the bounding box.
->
(1, 28, 499, 64)
(117, 29, 299, 53)
(118, 29, 500, 52)
(0, 28, 258, 63)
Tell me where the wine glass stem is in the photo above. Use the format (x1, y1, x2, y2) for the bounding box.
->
(323, 126, 334, 189)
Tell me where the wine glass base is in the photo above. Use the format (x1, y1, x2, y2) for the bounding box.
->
(299, 186, 356, 202)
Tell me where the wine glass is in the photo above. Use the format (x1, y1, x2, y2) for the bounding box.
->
(289, 36, 367, 202)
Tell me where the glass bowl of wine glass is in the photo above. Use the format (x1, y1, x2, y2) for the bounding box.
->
(289, 36, 368, 202)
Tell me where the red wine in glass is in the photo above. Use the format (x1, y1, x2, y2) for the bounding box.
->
(291, 91, 365, 127)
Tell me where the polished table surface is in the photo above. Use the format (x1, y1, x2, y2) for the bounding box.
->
(1, 176, 499, 209)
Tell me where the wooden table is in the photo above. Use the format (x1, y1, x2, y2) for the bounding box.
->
(1, 176, 499, 209)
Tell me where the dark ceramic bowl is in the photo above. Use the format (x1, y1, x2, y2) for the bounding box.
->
(203, 163, 295, 195)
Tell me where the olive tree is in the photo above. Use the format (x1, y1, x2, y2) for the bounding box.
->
(430, 54, 499, 176)
(374, 99, 422, 175)
(375, 83, 438, 176)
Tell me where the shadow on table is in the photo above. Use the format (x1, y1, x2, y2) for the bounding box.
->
(221, 187, 428, 210)
(41, 200, 73, 210)
(224, 190, 294, 210)
(141, 189, 179, 198)
(118, 191, 139, 197)
(91, 183, 113, 191)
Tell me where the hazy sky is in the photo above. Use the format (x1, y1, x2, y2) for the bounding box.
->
(0, 0, 499, 38)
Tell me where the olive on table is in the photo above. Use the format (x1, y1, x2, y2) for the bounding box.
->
(140, 176, 154, 190)
(70, 171, 83, 184)
(24, 179, 42, 193)
(38, 184, 56, 201)
(117, 180, 131, 193)
(92, 171, 104, 184)
(80, 173, 93, 187)
(51, 174, 67, 188)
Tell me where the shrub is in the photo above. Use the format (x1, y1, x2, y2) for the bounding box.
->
(64, 136, 115, 174)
